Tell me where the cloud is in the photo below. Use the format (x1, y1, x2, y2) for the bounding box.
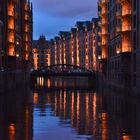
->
(32, 0, 97, 18)
(30, 0, 98, 39)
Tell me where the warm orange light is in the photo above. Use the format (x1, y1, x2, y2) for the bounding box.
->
(8, 123, 16, 140)
(9, 45, 15, 56)
(33, 49, 38, 70)
(101, 112, 108, 140)
(25, 14, 29, 20)
(8, 4, 14, 16)
(102, 46, 107, 59)
(47, 79, 51, 88)
(122, 135, 132, 140)
(8, 18, 14, 29)
(122, 35, 131, 52)
(8, 32, 14, 43)
(93, 93, 97, 135)
(33, 92, 38, 104)
(76, 91, 80, 129)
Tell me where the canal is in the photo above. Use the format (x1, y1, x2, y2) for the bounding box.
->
(0, 77, 140, 140)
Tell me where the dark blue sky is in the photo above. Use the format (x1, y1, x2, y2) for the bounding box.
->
(31, 0, 98, 40)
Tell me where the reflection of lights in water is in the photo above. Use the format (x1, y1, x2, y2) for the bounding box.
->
(47, 79, 51, 88)
(59, 79, 62, 87)
(76, 91, 80, 130)
(64, 91, 66, 119)
(41, 77, 44, 86)
(37, 77, 40, 85)
(25, 107, 29, 140)
(8, 123, 15, 140)
(101, 112, 108, 140)
(47, 94, 51, 104)
(85, 94, 89, 133)
(93, 92, 97, 135)
(34, 92, 38, 104)
(54, 94, 57, 116)
(63, 80, 66, 89)
(71, 91, 75, 126)
(60, 90, 62, 114)
(37, 77, 44, 86)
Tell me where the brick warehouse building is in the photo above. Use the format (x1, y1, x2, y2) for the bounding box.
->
(32, 35, 51, 70)
(50, 18, 100, 71)
(98, 0, 140, 92)
(0, 0, 33, 72)
(0, 0, 33, 89)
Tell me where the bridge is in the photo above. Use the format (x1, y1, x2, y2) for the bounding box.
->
(31, 64, 96, 77)
(30, 64, 97, 89)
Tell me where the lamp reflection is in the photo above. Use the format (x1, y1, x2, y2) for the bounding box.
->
(8, 123, 16, 140)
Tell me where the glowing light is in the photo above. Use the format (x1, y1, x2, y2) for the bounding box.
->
(8, 123, 16, 140)
(33, 92, 38, 104)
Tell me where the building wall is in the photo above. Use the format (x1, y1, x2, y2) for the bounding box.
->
(49, 19, 99, 71)
(98, 0, 134, 88)
(32, 36, 50, 70)
(135, 0, 140, 91)
(0, 0, 33, 72)
(0, 20, 2, 68)
(70, 29, 77, 66)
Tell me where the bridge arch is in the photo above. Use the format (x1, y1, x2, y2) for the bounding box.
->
(39, 64, 94, 74)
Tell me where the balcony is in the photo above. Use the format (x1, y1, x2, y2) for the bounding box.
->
(25, 4, 29, 11)
(102, 19, 108, 25)
(101, 28, 108, 35)
(8, 33, 15, 44)
(8, 19, 14, 30)
(25, 14, 29, 21)
(8, 10, 14, 17)
(8, 4, 14, 17)
(122, 25, 131, 32)
(122, 10, 132, 16)
(102, 41, 107, 46)
(101, 8, 108, 16)
(8, 45, 15, 56)
(25, 26, 29, 33)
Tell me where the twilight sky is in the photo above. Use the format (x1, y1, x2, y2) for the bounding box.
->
(31, 0, 98, 40)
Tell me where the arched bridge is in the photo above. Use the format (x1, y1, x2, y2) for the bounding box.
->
(31, 64, 96, 77)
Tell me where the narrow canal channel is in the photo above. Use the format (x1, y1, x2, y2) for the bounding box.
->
(0, 77, 140, 140)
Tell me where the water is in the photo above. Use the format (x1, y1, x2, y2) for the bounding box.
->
(0, 77, 140, 140)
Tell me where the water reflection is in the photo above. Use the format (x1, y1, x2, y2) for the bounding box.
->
(33, 77, 140, 140)
(0, 88, 33, 140)
(0, 77, 140, 140)
(34, 76, 93, 90)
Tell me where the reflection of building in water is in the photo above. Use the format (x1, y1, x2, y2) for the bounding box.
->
(33, 87, 140, 140)
(33, 89, 102, 136)
(100, 88, 140, 140)
(35, 77, 92, 90)
(0, 89, 33, 140)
